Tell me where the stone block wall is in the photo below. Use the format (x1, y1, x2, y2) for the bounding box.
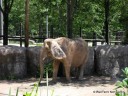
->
(27, 46, 41, 76)
(95, 45, 128, 78)
(0, 45, 128, 79)
(84, 47, 94, 75)
(0, 46, 26, 79)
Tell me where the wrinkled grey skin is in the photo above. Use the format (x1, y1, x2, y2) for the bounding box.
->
(39, 37, 89, 83)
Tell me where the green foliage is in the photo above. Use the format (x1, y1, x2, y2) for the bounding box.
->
(115, 67, 128, 96)
(122, 67, 128, 78)
(8, 87, 19, 96)
(16, 88, 19, 96)
(7, 74, 17, 80)
(43, 63, 53, 78)
(8, 88, 11, 96)
(23, 83, 39, 96)
(8, 83, 39, 96)
(119, 0, 128, 44)
(115, 91, 127, 96)
(8, 0, 125, 39)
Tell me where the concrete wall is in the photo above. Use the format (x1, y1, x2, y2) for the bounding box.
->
(0, 45, 128, 79)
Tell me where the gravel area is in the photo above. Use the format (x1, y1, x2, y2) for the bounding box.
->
(0, 76, 117, 96)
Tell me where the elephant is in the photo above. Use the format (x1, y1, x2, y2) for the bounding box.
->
(39, 37, 89, 83)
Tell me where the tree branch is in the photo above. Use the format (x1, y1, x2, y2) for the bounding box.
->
(8, 0, 14, 13)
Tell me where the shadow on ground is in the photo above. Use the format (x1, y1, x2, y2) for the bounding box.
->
(39, 75, 116, 87)
(0, 77, 37, 84)
(0, 75, 117, 88)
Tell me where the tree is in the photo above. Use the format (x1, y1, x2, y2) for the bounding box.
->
(0, 0, 14, 45)
(67, 0, 74, 38)
(119, 0, 128, 44)
(104, 0, 110, 44)
(25, 0, 29, 47)
(7, 0, 126, 41)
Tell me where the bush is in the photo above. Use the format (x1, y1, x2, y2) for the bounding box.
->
(115, 67, 128, 96)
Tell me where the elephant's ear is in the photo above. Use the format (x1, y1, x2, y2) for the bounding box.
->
(51, 41, 66, 59)
(44, 39, 66, 59)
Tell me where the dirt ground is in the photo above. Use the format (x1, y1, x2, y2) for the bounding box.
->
(0, 76, 117, 96)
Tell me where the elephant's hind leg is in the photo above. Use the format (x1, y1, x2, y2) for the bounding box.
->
(78, 64, 85, 80)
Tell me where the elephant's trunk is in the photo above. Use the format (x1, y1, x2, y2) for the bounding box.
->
(39, 47, 46, 84)
(39, 60, 44, 84)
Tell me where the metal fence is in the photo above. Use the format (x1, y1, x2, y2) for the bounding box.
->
(0, 23, 125, 47)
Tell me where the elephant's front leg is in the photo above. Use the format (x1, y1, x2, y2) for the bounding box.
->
(52, 60, 60, 81)
(64, 61, 71, 82)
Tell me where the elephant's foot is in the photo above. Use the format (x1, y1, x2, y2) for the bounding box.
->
(51, 78, 57, 83)
(78, 76, 83, 81)
(67, 79, 72, 83)
(66, 77, 72, 83)
(38, 78, 43, 85)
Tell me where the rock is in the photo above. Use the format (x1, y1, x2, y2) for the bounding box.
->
(95, 45, 128, 78)
(27, 46, 41, 76)
(84, 47, 94, 75)
(0, 46, 26, 79)
(27, 46, 52, 77)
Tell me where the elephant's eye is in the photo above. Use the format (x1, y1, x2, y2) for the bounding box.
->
(47, 50, 51, 56)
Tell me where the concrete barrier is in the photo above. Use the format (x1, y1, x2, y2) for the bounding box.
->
(27, 46, 41, 76)
(0, 45, 128, 79)
(95, 45, 128, 79)
(0, 46, 26, 79)
(84, 47, 94, 75)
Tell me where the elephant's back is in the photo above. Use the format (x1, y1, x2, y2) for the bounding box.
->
(71, 39, 89, 67)
(55, 37, 89, 67)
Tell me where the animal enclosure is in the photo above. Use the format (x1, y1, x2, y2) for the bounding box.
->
(0, 45, 128, 80)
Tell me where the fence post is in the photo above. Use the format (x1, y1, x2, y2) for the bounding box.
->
(39, 23, 43, 42)
(0, 0, 3, 41)
(46, 15, 49, 38)
(93, 32, 97, 46)
(115, 31, 120, 45)
(79, 27, 82, 37)
(20, 23, 23, 47)
(50, 25, 53, 38)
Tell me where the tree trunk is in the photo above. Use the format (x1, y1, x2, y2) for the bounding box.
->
(3, 0, 9, 45)
(104, 0, 109, 44)
(3, 13, 8, 45)
(67, 0, 74, 38)
(1, 0, 14, 45)
(25, 0, 29, 47)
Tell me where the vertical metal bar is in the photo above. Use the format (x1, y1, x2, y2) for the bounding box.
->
(50, 25, 53, 38)
(20, 23, 22, 47)
(79, 27, 82, 37)
(0, 0, 3, 41)
(39, 23, 43, 42)
(39, 23, 43, 37)
(46, 15, 48, 38)
(93, 32, 97, 46)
